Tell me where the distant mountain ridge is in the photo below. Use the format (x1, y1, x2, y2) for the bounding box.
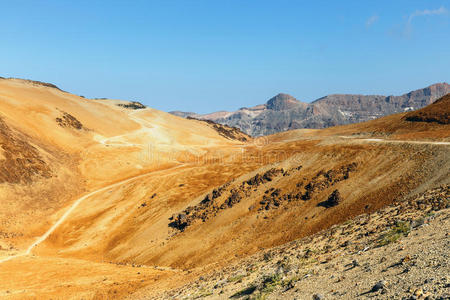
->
(170, 83, 450, 136)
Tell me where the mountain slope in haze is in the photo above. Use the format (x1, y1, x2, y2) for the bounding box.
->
(170, 83, 450, 136)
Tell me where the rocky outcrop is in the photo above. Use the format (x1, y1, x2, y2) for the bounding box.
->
(117, 101, 146, 110)
(168, 168, 286, 232)
(168, 163, 357, 232)
(170, 83, 450, 136)
(319, 189, 342, 208)
(187, 117, 251, 142)
(301, 163, 357, 201)
(56, 112, 83, 130)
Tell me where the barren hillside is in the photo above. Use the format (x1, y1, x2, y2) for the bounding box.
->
(0, 79, 448, 299)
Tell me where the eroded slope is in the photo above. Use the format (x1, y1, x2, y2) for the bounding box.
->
(0, 79, 449, 299)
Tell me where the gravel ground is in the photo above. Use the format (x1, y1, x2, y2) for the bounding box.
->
(153, 186, 449, 300)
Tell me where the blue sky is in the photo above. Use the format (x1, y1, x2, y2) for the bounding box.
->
(1, 1, 449, 113)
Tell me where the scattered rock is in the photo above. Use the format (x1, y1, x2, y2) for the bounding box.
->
(56, 112, 83, 130)
(370, 280, 387, 292)
(319, 189, 342, 208)
(168, 213, 189, 231)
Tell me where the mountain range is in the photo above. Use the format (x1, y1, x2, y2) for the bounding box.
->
(170, 83, 450, 136)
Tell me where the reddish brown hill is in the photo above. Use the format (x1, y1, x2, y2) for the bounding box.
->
(403, 93, 450, 124)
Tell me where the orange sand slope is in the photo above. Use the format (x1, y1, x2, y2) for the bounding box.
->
(0, 78, 448, 299)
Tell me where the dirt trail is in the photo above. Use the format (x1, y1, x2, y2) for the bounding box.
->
(98, 109, 171, 148)
(0, 164, 187, 264)
(339, 136, 450, 145)
(97, 110, 151, 147)
(2, 131, 447, 265)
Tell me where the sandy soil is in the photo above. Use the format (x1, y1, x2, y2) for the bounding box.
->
(0, 78, 448, 299)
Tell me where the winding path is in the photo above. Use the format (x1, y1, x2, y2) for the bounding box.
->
(1, 130, 447, 264)
(97, 109, 158, 147)
(0, 164, 186, 264)
(338, 136, 450, 145)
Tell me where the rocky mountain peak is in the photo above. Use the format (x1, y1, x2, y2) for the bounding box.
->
(170, 83, 450, 136)
(266, 93, 300, 111)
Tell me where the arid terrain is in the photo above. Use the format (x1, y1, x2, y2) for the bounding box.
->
(0, 78, 448, 299)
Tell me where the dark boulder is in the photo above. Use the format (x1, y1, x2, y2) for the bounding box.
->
(319, 189, 342, 208)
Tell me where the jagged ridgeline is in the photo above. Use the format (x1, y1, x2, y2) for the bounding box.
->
(170, 83, 450, 136)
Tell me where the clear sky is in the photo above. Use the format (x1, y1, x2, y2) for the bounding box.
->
(1, 1, 449, 113)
